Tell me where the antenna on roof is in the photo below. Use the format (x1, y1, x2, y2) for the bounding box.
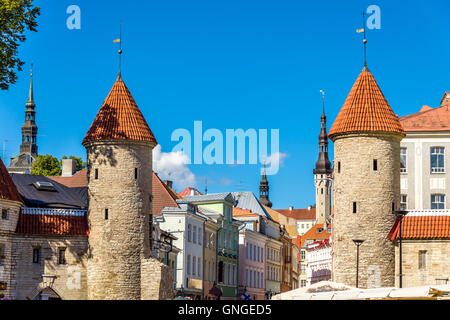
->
(205, 178, 208, 195)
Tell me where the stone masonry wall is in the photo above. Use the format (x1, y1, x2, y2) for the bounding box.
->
(86, 141, 153, 300)
(394, 240, 450, 287)
(141, 258, 175, 300)
(10, 235, 88, 300)
(332, 134, 400, 288)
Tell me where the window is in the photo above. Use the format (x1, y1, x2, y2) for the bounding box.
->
(353, 202, 357, 214)
(58, 248, 66, 265)
(95, 169, 99, 180)
(198, 228, 202, 246)
(261, 248, 264, 262)
(249, 243, 252, 260)
(0, 244, 5, 265)
(105, 208, 109, 220)
(401, 148, 407, 173)
(198, 257, 201, 276)
(301, 280, 307, 287)
(431, 147, 445, 173)
(373, 160, 378, 171)
(193, 256, 196, 275)
(250, 270, 253, 287)
(431, 194, 445, 210)
(187, 255, 191, 274)
(246, 243, 249, 259)
(1, 209, 8, 220)
(187, 224, 192, 242)
(193, 226, 197, 244)
(32, 248, 40, 264)
(134, 168, 138, 180)
(401, 195, 408, 210)
(261, 272, 264, 288)
(232, 265, 236, 285)
(246, 269, 249, 286)
(419, 250, 427, 269)
(218, 261, 224, 283)
(338, 161, 341, 173)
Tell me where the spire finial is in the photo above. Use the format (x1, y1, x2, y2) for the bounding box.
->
(320, 90, 326, 115)
(114, 22, 123, 77)
(362, 11, 368, 68)
(27, 63, 34, 106)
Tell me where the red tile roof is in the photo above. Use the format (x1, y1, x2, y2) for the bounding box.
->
(82, 74, 157, 146)
(388, 215, 450, 240)
(178, 187, 203, 197)
(152, 172, 180, 216)
(274, 208, 316, 220)
(329, 68, 405, 139)
(300, 223, 331, 248)
(233, 207, 259, 217)
(0, 157, 23, 203)
(49, 169, 88, 188)
(400, 106, 450, 132)
(15, 212, 89, 236)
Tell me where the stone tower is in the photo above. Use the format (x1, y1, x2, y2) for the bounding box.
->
(328, 66, 405, 289)
(313, 107, 332, 224)
(8, 71, 38, 174)
(82, 72, 157, 300)
(259, 163, 273, 208)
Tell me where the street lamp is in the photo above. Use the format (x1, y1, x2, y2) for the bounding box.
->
(394, 210, 408, 288)
(352, 239, 365, 288)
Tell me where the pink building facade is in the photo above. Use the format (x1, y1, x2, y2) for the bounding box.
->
(238, 229, 268, 300)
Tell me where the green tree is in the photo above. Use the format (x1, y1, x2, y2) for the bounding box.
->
(0, 0, 40, 90)
(61, 156, 86, 171)
(31, 154, 61, 176)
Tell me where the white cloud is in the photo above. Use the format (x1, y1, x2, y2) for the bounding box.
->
(262, 152, 289, 175)
(152, 145, 196, 189)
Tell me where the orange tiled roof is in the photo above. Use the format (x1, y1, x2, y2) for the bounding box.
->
(15, 212, 89, 236)
(300, 223, 331, 248)
(329, 67, 405, 139)
(388, 215, 450, 240)
(400, 106, 450, 132)
(178, 187, 203, 197)
(232, 207, 259, 217)
(49, 169, 88, 188)
(152, 172, 180, 216)
(82, 74, 157, 146)
(274, 208, 316, 220)
(0, 157, 23, 203)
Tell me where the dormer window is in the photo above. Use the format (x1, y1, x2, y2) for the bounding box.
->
(33, 181, 56, 192)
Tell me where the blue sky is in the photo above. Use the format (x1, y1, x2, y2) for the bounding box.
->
(1, 0, 449, 209)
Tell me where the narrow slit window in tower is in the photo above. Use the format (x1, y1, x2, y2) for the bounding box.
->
(95, 169, 99, 180)
(353, 202, 357, 214)
(135, 168, 138, 180)
(105, 208, 109, 220)
(373, 160, 378, 171)
(338, 162, 341, 173)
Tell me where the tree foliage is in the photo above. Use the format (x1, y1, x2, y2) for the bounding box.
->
(31, 154, 86, 176)
(0, 0, 40, 90)
(31, 154, 61, 176)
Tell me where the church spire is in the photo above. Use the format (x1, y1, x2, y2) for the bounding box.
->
(314, 91, 332, 175)
(27, 65, 35, 107)
(259, 162, 273, 208)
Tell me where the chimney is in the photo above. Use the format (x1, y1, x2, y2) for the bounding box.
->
(289, 206, 294, 211)
(61, 159, 77, 177)
(190, 189, 195, 196)
(164, 180, 173, 189)
(308, 205, 312, 210)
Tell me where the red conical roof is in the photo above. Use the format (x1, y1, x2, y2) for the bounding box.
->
(82, 74, 157, 146)
(329, 67, 405, 140)
(0, 158, 23, 203)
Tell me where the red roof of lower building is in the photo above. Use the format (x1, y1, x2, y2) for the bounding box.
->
(178, 187, 203, 197)
(0, 157, 23, 203)
(152, 172, 180, 216)
(300, 223, 331, 248)
(15, 211, 89, 236)
(400, 105, 450, 132)
(49, 169, 88, 188)
(388, 214, 450, 240)
(274, 208, 316, 220)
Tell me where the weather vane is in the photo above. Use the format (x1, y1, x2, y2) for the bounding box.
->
(356, 12, 368, 67)
(113, 22, 123, 73)
(320, 90, 326, 113)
